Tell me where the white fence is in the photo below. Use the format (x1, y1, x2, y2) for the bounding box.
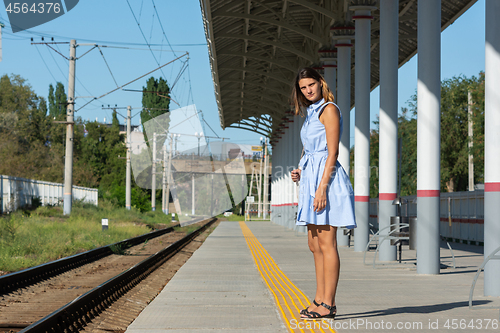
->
(0, 175, 98, 213)
(369, 191, 485, 244)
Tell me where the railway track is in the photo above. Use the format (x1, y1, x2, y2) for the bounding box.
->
(0, 217, 218, 333)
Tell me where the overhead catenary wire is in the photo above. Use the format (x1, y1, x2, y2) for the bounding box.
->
(1, 21, 205, 47)
(185, 59, 195, 105)
(125, 0, 167, 80)
(170, 59, 189, 90)
(122, 89, 180, 106)
(32, 39, 192, 115)
(47, 42, 103, 109)
(125, 0, 188, 104)
(76, 45, 97, 59)
(34, 38, 190, 114)
(151, 0, 177, 57)
(7, 5, 197, 121)
(52, 42, 98, 99)
(34, 44, 58, 83)
(149, 13, 155, 44)
(97, 46, 119, 88)
(75, 53, 188, 112)
(45, 43, 68, 82)
(98, 45, 185, 52)
(44, 43, 69, 60)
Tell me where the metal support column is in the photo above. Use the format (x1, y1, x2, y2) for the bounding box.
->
(162, 144, 167, 214)
(166, 134, 173, 215)
(484, 0, 500, 296)
(284, 125, 291, 228)
(263, 138, 269, 219)
(321, 47, 348, 244)
(293, 115, 299, 229)
(332, 26, 354, 247)
(417, 0, 441, 274)
(378, 0, 398, 261)
(351, 5, 375, 252)
(152, 133, 157, 212)
(319, 48, 337, 98)
(126, 106, 131, 210)
(191, 173, 195, 215)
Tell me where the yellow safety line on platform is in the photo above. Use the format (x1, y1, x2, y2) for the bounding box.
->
(239, 221, 336, 333)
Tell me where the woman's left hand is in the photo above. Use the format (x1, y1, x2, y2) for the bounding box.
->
(313, 187, 327, 212)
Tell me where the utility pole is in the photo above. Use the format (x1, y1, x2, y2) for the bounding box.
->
(152, 132, 157, 211)
(166, 134, 173, 214)
(191, 173, 195, 215)
(468, 90, 474, 191)
(126, 106, 132, 210)
(257, 147, 263, 217)
(249, 165, 255, 216)
(263, 138, 269, 219)
(162, 144, 167, 213)
(0, 23, 4, 62)
(63, 39, 77, 215)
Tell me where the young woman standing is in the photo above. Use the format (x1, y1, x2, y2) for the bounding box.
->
(290, 67, 356, 320)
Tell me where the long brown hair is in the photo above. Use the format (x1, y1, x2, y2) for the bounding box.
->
(291, 67, 335, 117)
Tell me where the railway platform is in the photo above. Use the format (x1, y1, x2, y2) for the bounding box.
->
(125, 220, 499, 332)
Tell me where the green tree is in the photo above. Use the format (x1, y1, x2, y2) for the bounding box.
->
(48, 84, 55, 117)
(369, 124, 379, 198)
(141, 76, 171, 147)
(0, 74, 53, 180)
(398, 107, 418, 196)
(405, 74, 484, 192)
(47, 82, 68, 148)
(48, 82, 67, 119)
(79, 112, 124, 189)
(0, 74, 39, 115)
(470, 72, 485, 185)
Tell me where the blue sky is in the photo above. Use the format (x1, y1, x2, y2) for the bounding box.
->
(0, 0, 486, 148)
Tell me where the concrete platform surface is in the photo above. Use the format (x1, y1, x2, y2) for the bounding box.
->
(126, 221, 500, 332)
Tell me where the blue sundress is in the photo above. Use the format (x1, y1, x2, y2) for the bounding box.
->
(296, 98, 356, 229)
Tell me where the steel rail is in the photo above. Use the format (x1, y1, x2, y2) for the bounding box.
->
(0, 221, 183, 295)
(19, 217, 217, 333)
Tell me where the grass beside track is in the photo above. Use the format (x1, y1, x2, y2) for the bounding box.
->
(0, 199, 176, 274)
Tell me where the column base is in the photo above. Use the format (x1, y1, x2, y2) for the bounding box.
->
(484, 191, 500, 296)
(337, 228, 350, 247)
(379, 200, 397, 261)
(354, 201, 369, 252)
(416, 196, 440, 275)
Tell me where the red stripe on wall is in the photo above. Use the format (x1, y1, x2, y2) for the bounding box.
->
(379, 193, 397, 201)
(355, 196, 370, 202)
(417, 190, 440, 197)
(485, 182, 500, 192)
(271, 203, 298, 207)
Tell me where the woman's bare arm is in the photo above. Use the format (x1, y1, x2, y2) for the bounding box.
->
(313, 104, 340, 211)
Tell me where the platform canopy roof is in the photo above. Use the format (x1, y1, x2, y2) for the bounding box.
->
(199, 0, 477, 139)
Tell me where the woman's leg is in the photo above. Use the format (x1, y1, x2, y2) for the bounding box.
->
(314, 225, 339, 315)
(304, 225, 324, 313)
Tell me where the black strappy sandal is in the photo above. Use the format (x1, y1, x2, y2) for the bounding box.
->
(300, 299, 320, 315)
(303, 302, 337, 320)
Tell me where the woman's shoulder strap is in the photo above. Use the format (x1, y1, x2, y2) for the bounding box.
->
(318, 102, 341, 119)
